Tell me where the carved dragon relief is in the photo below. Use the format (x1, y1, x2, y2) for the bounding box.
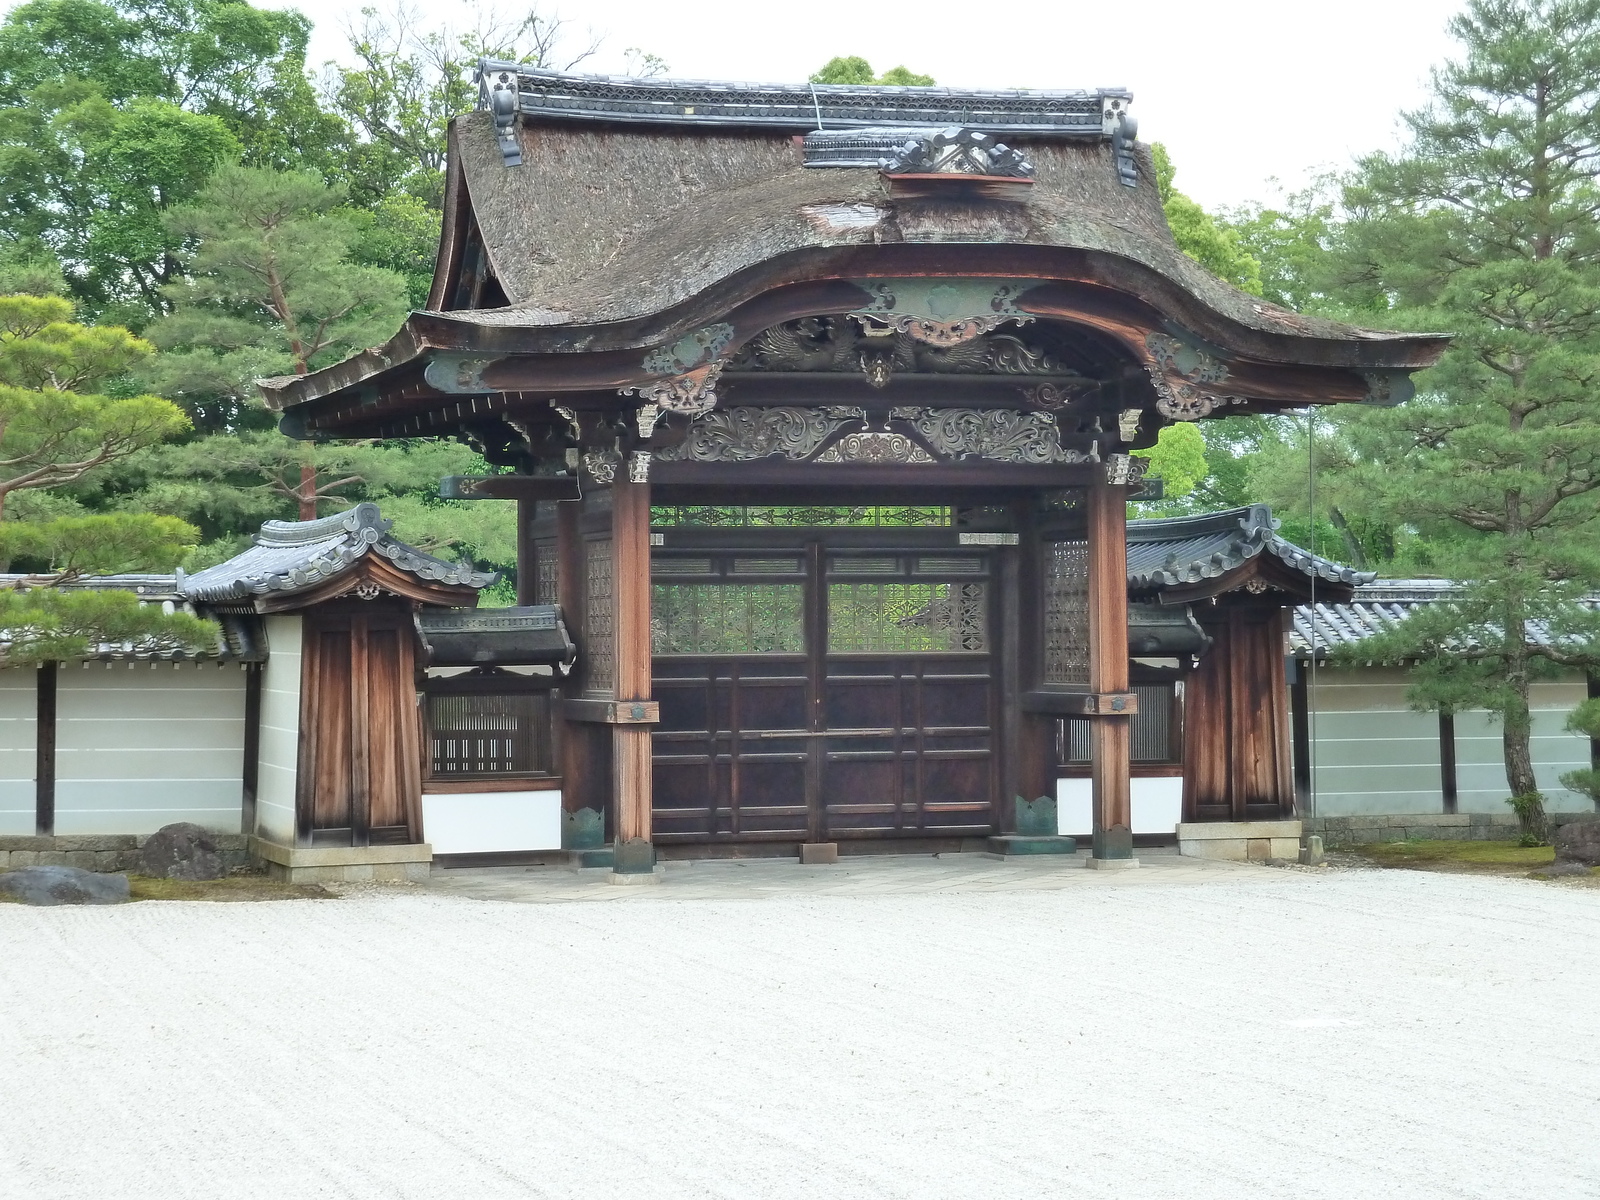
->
(1144, 332, 1250, 421)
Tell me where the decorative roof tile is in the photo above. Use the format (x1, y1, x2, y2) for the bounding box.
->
(181, 503, 495, 603)
(1127, 504, 1372, 591)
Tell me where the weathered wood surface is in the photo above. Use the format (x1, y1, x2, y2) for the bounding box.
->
(1086, 479, 1132, 853)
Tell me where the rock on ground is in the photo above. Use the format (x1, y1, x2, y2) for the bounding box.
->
(138, 822, 225, 880)
(1554, 819, 1600, 866)
(0, 865, 129, 905)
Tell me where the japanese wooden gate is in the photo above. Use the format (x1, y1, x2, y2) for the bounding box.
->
(259, 65, 1447, 874)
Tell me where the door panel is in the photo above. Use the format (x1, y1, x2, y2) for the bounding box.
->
(652, 539, 998, 844)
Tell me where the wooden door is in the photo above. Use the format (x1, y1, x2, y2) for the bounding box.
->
(297, 604, 424, 846)
(651, 540, 998, 844)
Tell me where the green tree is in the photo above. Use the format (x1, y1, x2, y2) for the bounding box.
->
(1313, 0, 1600, 841)
(1152, 143, 1262, 295)
(809, 57, 935, 86)
(0, 0, 350, 317)
(144, 164, 411, 433)
(0, 292, 211, 661)
(325, 1, 599, 209)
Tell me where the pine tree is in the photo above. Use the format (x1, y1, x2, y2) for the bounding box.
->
(1319, 0, 1600, 841)
(0, 293, 212, 662)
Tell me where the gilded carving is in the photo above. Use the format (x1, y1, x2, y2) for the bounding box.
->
(641, 323, 735, 375)
(814, 432, 934, 464)
(582, 449, 619, 484)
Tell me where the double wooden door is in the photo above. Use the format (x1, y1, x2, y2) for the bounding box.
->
(651, 539, 998, 844)
(297, 604, 424, 846)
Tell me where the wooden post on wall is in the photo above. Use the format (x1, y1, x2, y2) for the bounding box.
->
(35, 662, 55, 837)
(610, 473, 655, 875)
(1087, 478, 1134, 862)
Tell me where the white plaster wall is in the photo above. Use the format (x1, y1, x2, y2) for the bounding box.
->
(421, 790, 562, 854)
(1303, 666, 1443, 816)
(255, 615, 302, 844)
(53, 662, 246, 835)
(1453, 677, 1591, 813)
(0, 669, 36, 835)
(1056, 776, 1183, 837)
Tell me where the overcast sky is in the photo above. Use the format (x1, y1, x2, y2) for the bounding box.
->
(6, 0, 1472, 210)
(284, 0, 1468, 209)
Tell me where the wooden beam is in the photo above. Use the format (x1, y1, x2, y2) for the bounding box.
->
(349, 615, 371, 848)
(35, 663, 55, 837)
(441, 475, 582, 501)
(1086, 479, 1133, 860)
(652, 461, 1102, 489)
(1439, 712, 1458, 816)
(516, 499, 536, 605)
(610, 473, 655, 874)
(1290, 657, 1311, 813)
(242, 662, 262, 837)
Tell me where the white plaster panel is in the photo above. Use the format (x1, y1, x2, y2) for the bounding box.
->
(255, 615, 302, 844)
(421, 790, 562, 854)
(0, 669, 37, 789)
(1056, 777, 1091, 837)
(1131, 776, 1183, 834)
(0, 779, 34, 835)
(53, 780, 241, 835)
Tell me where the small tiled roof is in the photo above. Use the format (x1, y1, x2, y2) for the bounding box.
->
(181, 503, 494, 603)
(1127, 504, 1372, 592)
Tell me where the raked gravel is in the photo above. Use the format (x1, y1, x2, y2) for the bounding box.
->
(0, 862, 1596, 1199)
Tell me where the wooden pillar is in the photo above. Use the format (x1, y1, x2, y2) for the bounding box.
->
(1087, 479, 1133, 860)
(610, 474, 655, 874)
(516, 499, 537, 606)
(242, 661, 262, 837)
(35, 662, 55, 837)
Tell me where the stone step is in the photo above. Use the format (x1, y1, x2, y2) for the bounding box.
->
(987, 835, 1078, 856)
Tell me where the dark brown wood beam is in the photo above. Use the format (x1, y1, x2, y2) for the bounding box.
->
(442, 475, 582, 501)
(611, 476, 655, 875)
(242, 662, 262, 837)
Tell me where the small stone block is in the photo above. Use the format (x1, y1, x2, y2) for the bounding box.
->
(799, 843, 839, 864)
(605, 866, 664, 886)
(1299, 834, 1325, 866)
(612, 837, 656, 875)
(1084, 857, 1140, 870)
(987, 835, 1077, 856)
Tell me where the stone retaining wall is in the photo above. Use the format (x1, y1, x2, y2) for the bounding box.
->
(0, 834, 250, 874)
(1305, 812, 1600, 848)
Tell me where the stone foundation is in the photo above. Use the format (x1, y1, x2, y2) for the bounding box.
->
(1304, 811, 1600, 848)
(0, 833, 250, 874)
(250, 838, 432, 883)
(1177, 820, 1302, 862)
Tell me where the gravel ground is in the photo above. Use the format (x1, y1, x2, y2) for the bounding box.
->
(0, 862, 1596, 1199)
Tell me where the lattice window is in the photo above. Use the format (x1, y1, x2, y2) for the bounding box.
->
(1043, 539, 1090, 685)
(652, 584, 804, 655)
(533, 539, 557, 605)
(1062, 683, 1178, 764)
(651, 505, 951, 528)
(585, 538, 614, 692)
(827, 582, 988, 653)
(428, 692, 553, 777)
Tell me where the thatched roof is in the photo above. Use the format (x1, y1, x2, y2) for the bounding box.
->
(259, 68, 1448, 421)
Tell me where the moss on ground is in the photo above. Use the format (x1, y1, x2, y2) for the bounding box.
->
(1349, 839, 1600, 883)
(127, 875, 336, 902)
